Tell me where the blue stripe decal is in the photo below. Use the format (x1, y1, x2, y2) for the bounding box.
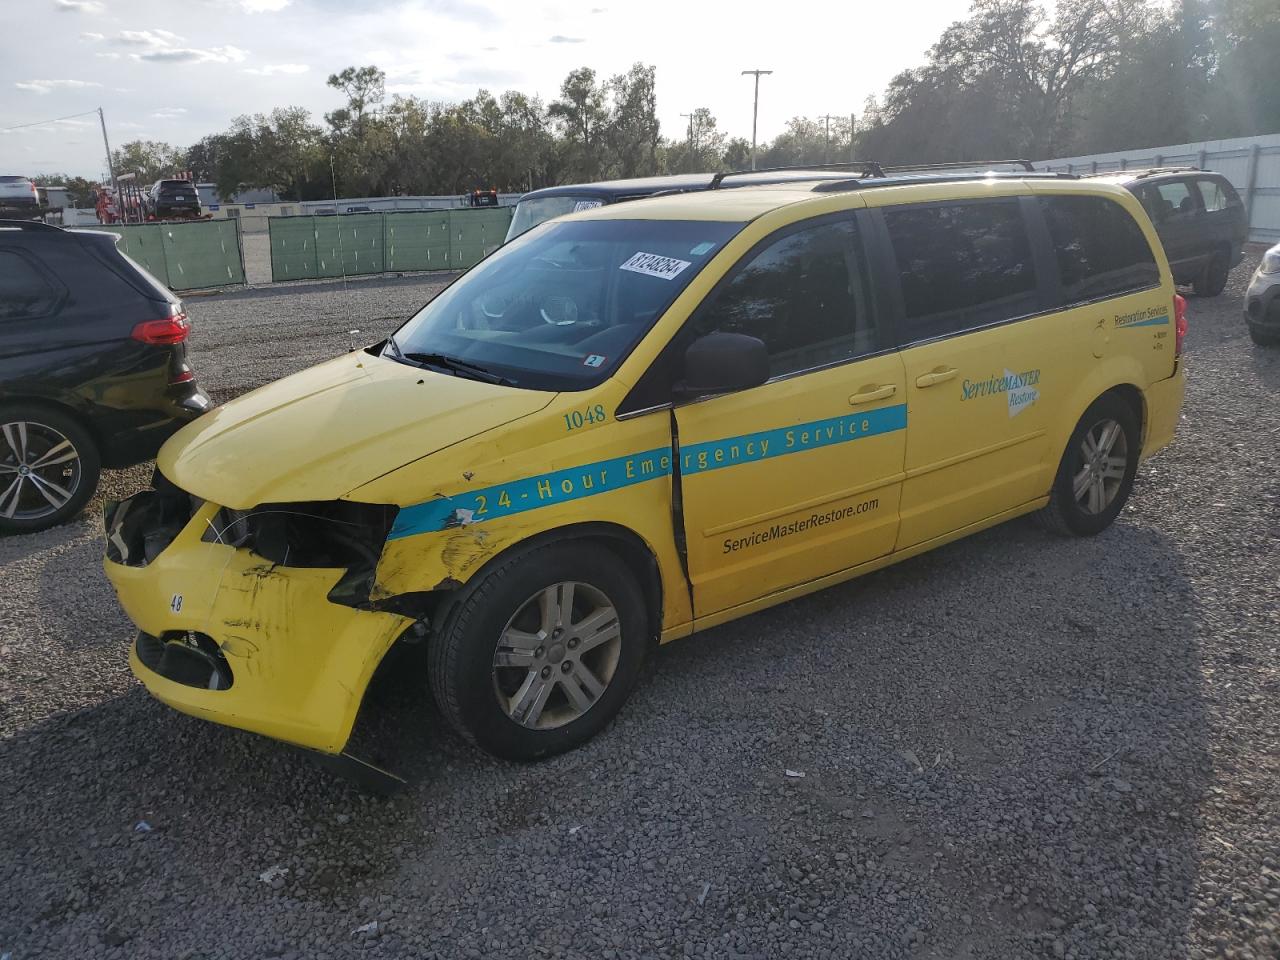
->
(1118, 314, 1170, 328)
(680, 404, 907, 475)
(387, 402, 908, 540)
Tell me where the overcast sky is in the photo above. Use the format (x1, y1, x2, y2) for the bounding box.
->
(1, 0, 977, 180)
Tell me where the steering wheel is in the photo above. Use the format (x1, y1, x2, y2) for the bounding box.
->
(539, 296, 579, 326)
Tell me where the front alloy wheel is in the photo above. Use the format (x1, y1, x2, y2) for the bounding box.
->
(430, 542, 648, 761)
(0, 407, 100, 534)
(493, 581, 622, 730)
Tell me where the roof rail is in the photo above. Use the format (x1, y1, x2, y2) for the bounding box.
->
(811, 170, 1080, 194)
(709, 160, 886, 190)
(1087, 166, 1199, 180)
(0, 218, 62, 232)
(881, 158, 1036, 173)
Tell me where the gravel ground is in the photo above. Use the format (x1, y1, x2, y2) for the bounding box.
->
(2, 251, 1278, 960)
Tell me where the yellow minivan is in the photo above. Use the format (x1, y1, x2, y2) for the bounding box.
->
(104, 172, 1186, 767)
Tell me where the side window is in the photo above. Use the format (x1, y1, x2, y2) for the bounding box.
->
(1196, 178, 1236, 213)
(1039, 195, 1161, 305)
(692, 218, 873, 377)
(1154, 180, 1197, 219)
(0, 251, 60, 321)
(884, 199, 1038, 343)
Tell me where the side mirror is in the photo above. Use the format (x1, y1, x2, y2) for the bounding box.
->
(676, 332, 769, 398)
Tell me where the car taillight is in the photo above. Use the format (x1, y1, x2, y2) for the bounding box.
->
(1174, 294, 1188, 358)
(132, 312, 190, 345)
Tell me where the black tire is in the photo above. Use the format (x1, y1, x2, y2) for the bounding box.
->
(428, 541, 649, 761)
(1194, 251, 1230, 297)
(1038, 394, 1140, 537)
(1248, 324, 1280, 347)
(0, 403, 100, 535)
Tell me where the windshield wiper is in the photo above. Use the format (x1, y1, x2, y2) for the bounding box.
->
(402, 351, 515, 386)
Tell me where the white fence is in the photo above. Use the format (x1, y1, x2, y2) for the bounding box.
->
(1038, 133, 1280, 245)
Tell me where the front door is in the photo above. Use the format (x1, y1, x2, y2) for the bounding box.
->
(673, 214, 907, 618)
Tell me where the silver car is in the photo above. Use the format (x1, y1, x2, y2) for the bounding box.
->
(0, 175, 40, 213)
(1244, 244, 1280, 346)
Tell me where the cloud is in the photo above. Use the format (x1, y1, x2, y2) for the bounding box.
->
(80, 30, 104, 40)
(107, 28, 245, 64)
(240, 0, 288, 9)
(549, 34, 584, 43)
(114, 28, 183, 47)
(243, 63, 309, 76)
(134, 45, 247, 63)
(95, 51, 121, 59)
(590, 6, 606, 11)
(14, 78, 103, 94)
(152, 107, 189, 119)
(54, 0, 105, 11)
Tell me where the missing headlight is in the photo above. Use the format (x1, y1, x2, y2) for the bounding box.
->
(202, 500, 399, 607)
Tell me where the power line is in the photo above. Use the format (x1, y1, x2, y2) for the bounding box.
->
(0, 109, 101, 133)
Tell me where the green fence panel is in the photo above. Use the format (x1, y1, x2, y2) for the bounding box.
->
(160, 220, 246, 288)
(314, 213, 384, 278)
(268, 206, 514, 282)
(384, 211, 451, 272)
(81, 221, 245, 291)
(85, 225, 168, 286)
(269, 217, 319, 281)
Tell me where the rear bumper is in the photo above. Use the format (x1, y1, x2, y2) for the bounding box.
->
(97, 388, 211, 468)
(105, 498, 411, 753)
(1141, 364, 1185, 462)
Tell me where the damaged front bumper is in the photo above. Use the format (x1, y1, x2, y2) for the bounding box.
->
(104, 485, 414, 754)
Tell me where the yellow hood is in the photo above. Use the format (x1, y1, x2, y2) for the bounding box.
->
(158, 351, 555, 508)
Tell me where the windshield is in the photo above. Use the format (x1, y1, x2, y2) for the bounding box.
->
(506, 195, 606, 241)
(390, 217, 742, 391)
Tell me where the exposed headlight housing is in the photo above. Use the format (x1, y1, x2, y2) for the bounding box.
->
(1261, 247, 1280, 275)
(202, 500, 399, 607)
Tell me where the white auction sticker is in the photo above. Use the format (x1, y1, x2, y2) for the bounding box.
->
(573, 199, 604, 212)
(620, 251, 692, 280)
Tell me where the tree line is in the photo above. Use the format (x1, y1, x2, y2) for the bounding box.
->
(39, 0, 1280, 202)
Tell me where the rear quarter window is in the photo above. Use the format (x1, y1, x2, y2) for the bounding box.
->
(1039, 195, 1160, 305)
(1196, 178, 1239, 213)
(0, 250, 62, 320)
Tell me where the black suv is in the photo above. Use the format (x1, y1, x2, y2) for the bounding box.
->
(146, 179, 203, 220)
(1095, 168, 1248, 297)
(0, 220, 209, 534)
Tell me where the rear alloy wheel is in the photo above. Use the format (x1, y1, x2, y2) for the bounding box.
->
(1194, 252, 1230, 297)
(0, 405, 100, 535)
(1039, 395, 1139, 537)
(430, 542, 648, 761)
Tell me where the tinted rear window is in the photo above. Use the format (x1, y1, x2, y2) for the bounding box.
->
(884, 199, 1038, 342)
(1039, 195, 1160, 304)
(0, 250, 60, 320)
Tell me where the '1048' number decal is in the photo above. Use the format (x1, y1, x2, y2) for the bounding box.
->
(564, 404, 607, 431)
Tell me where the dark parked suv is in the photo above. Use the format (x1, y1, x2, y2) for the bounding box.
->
(0, 220, 209, 534)
(146, 179, 203, 220)
(1093, 168, 1248, 296)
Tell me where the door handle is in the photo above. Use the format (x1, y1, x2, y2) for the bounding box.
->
(915, 366, 958, 388)
(848, 384, 897, 405)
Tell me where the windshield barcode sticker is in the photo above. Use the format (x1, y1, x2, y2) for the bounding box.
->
(573, 200, 604, 212)
(620, 252, 692, 280)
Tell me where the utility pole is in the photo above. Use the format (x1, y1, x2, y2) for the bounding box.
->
(740, 69, 772, 171)
(819, 114, 835, 164)
(98, 106, 119, 208)
(679, 112, 694, 172)
(850, 112, 857, 161)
